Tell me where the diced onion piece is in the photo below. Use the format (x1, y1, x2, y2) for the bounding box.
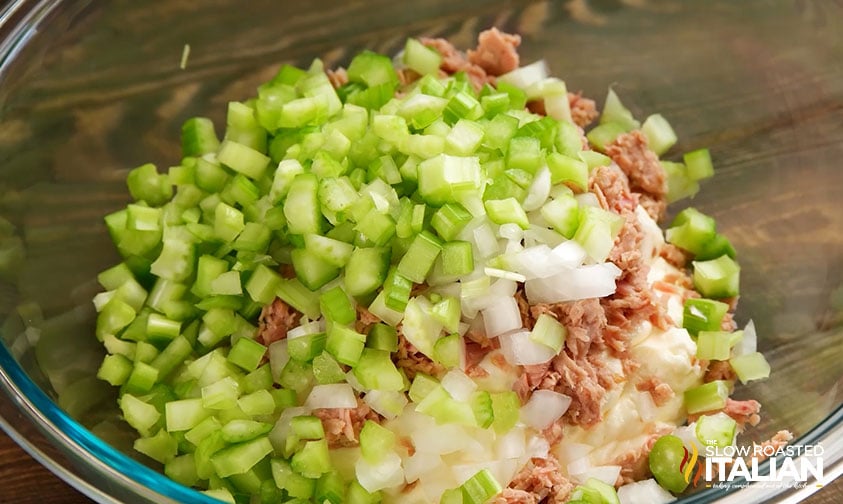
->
(441, 369, 478, 402)
(553, 442, 594, 465)
(524, 434, 551, 460)
(521, 166, 552, 212)
(497, 60, 549, 90)
(305, 383, 358, 409)
(355, 451, 404, 492)
(498, 223, 523, 241)
(403, 451, 442, 483)
(473, 222, 500, 259)
(732, 319, 757, 357)
(571, 465, 622, 486)
(566, 456, 592, 477)
(481, 296, 523, 338)
(520, 390, 572, 430)
(499, 330, 557, 365)
(286, 319, 324, 339)
(484, 267, 526, 283)
(363, 390, 408, 420)
(524, 263, 621, 303)
(495, 427, 527, 460)
(411, 423, 471, 455)
(617, 479, 675, 504)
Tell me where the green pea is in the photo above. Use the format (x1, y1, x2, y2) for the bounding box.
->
(648, 434, 691, 494)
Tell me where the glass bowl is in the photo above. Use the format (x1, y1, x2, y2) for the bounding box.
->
(1, 0, 842, 502)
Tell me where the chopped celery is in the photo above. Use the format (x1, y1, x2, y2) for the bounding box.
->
(693, 255, 740, 299)
(730, 352, 771, 383)
(403, 38, 442, 76)
(684, 380, 730, 414)
(695, 412, 737, 448)
(599, 88, 640, 131)
(95, 35, 755, 503)
(641, 113, 678, 156)
(211, 436, 274, 478)
(683, 298, 729, 336)
(396, 231, 443, 284)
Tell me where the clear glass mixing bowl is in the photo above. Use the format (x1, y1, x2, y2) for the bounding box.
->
(1, 0, 842, 502)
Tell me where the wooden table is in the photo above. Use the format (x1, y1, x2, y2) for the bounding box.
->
(1, 431, 841, 503)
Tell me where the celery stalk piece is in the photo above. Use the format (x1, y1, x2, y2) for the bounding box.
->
(695, 412, 737, 448)
(461, 469, 502, 504)
(211, 436, 274, 478)
(692, 255, 740, 299)
(586, 122, 627, 152)
(403, 38, 442, 76)
(181, 117, 220, 157)
(684, 380, 730, 414)
(682, 298, 729, 336)
(600, 88, 640, 131)
(127, 163, 173, 207)
(641, 113, 678, 156)
(684, 148, 715, 181)
(284, 173, 323, 236)
(396, 231, 443, 284)
(730, 352, 771, 383)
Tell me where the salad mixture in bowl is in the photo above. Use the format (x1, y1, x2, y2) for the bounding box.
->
(93, 29, 786, 503)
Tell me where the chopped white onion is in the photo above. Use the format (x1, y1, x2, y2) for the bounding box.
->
(410, 423, 470, 455)
(402, 451, 442, 483)
(550, 240, 588, 269)
(363, 390, 408, 420)
(305, 383, 358, 410)
(489, 278, 518, 297)
(497, 60, 548, 90)
(524, 263, 621, 303)
(345, 370, 366, 392)
(268, 406, 307, 452)
(473, 222, 500, 259)
(635, 205, 665, 260)
(575, 192, 601, 209)
(498, 223, 523, 241)
(441, 369, 477, 402)
(508, 245, 553, 279)
(617, 478, 676, 504)
(481, 296, 523, 338)
(522, 166, 552, 211)
(484, 267, 527, 282)
(633, 389, 658, 423)
(520, 390, 572, 430)
(733, 319, 757, 357)
(566, 456, 592, 477)
(544, 91, 573, 123)
(355, 451, 404, 492)
(523, 225, 565, 248)
(499, 330, 557, 365)
(495, 427, 527, 460)
(524, 434, 551, 460)
(572, 465, 622, 486)
(553, 442, 594, 465)
(505, 239, 524, 254)
(286, 318, 325, 339)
